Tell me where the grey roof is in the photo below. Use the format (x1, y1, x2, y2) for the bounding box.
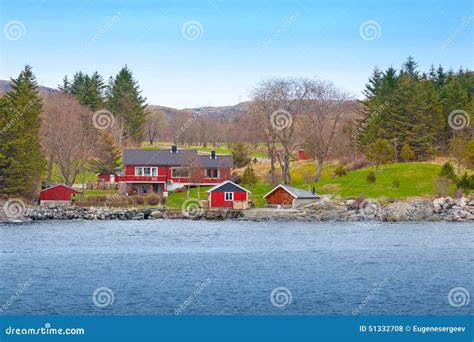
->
(264, 184, 320, 199)
(123, 149, 233, 168)
(196, 155, 234, 168)
(123, 149, 197, 166)
(283, 185, 320, 198)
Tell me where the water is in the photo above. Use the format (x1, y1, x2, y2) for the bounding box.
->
(0, 220, 472, 315)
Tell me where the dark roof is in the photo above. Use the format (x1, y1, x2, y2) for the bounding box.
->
(264, 184, 319, 199)
(123, 149, 233, 168)
(207, 181, 250, 193)
(196, 155, 234, 168)
(123, 149, 197, 166)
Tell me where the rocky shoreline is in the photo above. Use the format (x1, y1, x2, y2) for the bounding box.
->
(3, 195, 471, 223)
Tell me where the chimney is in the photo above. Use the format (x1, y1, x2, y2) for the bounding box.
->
(171, 145, 178, 154)
(210, 151, 216, 159)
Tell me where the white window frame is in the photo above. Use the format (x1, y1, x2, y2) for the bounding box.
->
(224, 192, 233, 201)
(171, 167, 190, 178)
(135, 167, 158, 177)
(205, 168, 219, 179)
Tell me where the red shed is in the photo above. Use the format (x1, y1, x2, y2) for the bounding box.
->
(297, 149, 311, 161)
(207, 181, 250, 209)
(97, 172, 117, 183)
(39, 184, 82, 206)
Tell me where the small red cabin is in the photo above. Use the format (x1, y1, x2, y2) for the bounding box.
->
(39, 184, 82, 206)
(97, 172, 117, 183)
(263, 184, 319, 208)
(297, 149, 311, 161)
(207, 181, 250, 209)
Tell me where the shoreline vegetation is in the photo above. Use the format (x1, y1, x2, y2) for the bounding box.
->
(7, 195, 473, 223)
(1, 58, 473, 213)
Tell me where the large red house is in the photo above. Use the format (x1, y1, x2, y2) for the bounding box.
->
(115, 146, 234, 196)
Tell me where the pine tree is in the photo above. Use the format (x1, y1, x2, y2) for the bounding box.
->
(107, 66, 148, 144)
(401, 56, 419, 80)
(400, 143, 415, 161)
(0, 65, 46, 199)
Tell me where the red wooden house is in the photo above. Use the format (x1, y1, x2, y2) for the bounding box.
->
(207, 181, 250, 209)
(263, 184, 319, 208)
(39, 184, 82, 206)
(114, 146, 234, 196)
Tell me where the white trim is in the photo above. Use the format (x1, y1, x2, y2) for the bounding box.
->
(40, 184, 82, 194)
(224, 192, 234, 201)
(135, 166, 158, 177)
(263, 184, 297, 199)
(206, 180, 251, 193)
(205, 168, 219, 179)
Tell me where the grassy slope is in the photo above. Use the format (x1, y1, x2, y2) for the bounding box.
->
(166, 162, 443, 208)
(314, 162, 441, 199)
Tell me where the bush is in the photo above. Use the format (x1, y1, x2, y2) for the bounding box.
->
(392, 179, 400, 188)
(456, 173, 474, 194)
(333, 165, 347, 177)
(242, 166, 258, 186)
(439, 162, 457, 182)
(400, 143, 415, 162)
(230, 172, 242, 184)
(366, 171, 376, 183)
(134, 196, 145, 205)
(145, 194, 161, 206)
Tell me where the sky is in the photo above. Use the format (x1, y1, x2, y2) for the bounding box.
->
(1, 0, 472, 108)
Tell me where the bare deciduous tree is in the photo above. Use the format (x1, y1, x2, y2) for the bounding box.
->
(41, 93, 100, 185)
(301, 80, 352, 181)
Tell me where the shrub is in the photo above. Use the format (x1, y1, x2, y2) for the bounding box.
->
(439, 162, 457, 182)
(145, 194, 161, 206)
(366, 171, 376, 183)
(400, 143, 415, 162)
(392, 179, 400, 188)
(333, 165, 347, 177)
(134, 196, 145, 205)
(231, 143, 252, 168)
(366, 139, 395, 171)
(456, 173, 474, 194)
(242, 166, 258, 185)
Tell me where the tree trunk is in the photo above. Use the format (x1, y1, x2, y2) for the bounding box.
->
(315, 158, 324, 182)
(270, 153, 277, 184)
(46, 157, 54, 184)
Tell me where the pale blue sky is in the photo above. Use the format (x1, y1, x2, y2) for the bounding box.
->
(1, 0, 472, 108)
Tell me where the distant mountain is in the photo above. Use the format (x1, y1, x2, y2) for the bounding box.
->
(0, 80, 58, 95)
(149, 101, 251, 121)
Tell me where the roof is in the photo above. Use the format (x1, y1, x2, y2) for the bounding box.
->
(263, 184, 319, 199)
(196, 155, 234, 168)
(123, 149, 233, 168)
(207, 181, 251, 193)
(40, 184, 82, 194)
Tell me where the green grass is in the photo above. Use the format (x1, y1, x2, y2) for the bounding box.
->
(50, 164, 98, 184)
(314, 162, 442, 199)
(166, 162, 444, 208)
(83, 189, 120, 198)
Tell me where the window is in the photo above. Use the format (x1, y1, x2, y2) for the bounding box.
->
(206, 168, 219, 178)
(171, 167, 189, 178)
(135, 167, 158, 177)
(224, 192, 233, 201)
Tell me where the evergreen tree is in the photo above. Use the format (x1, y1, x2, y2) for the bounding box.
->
(401, 55, 419, 80)
(242, 166, 258, 186)
(366, 138, 395, 171)
(0, 65, 46, 199)
(107, 66, 148, 144)
(400, 143, 415, 161)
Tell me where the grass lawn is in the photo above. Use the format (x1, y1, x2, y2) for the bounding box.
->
(314, 162, 443, 199)
(166, 162, 445, 208)
(50, 164, 98, 184)
(83, 189, 120, 198)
